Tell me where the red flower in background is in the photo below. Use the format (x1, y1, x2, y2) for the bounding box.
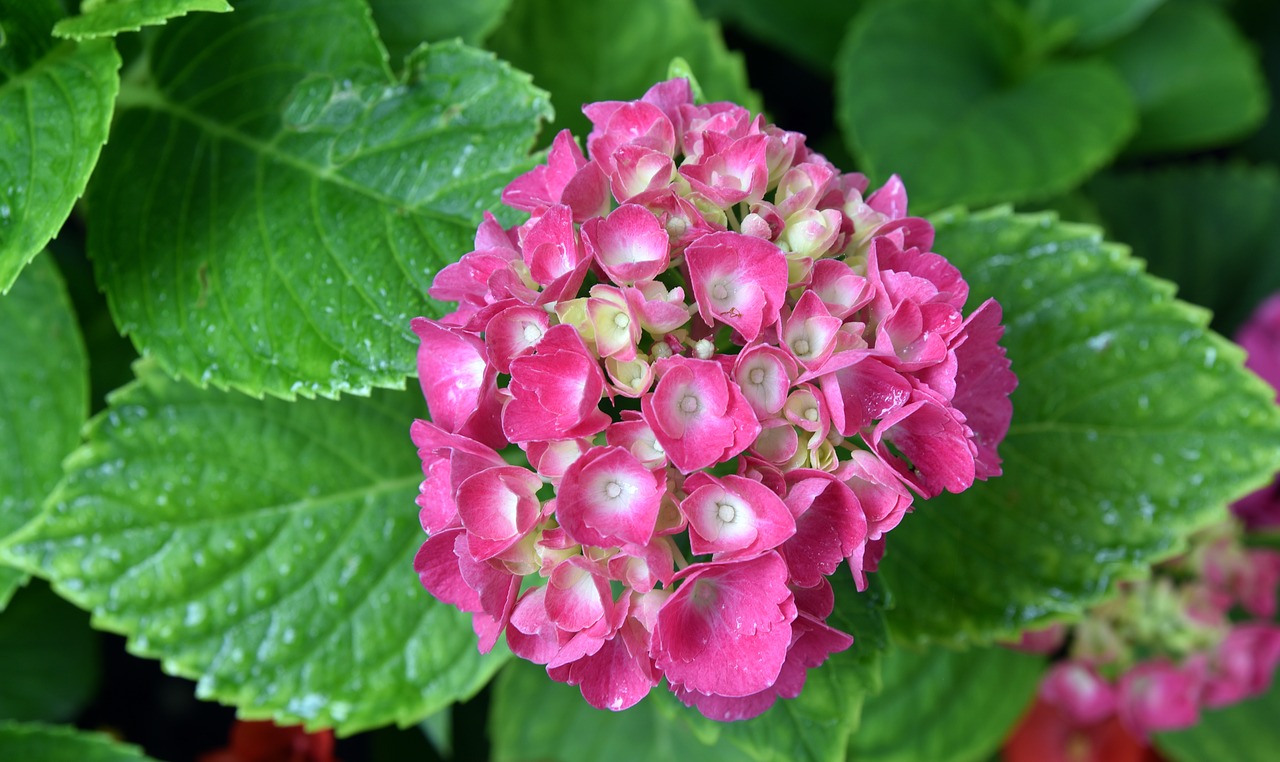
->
(1004, 696, 1162, 762)
(199, 720, 338, 762)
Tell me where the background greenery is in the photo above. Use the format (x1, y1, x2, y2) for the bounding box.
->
(2, 0, 1280, 759)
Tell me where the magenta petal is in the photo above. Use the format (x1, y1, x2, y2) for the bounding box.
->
(1040, 662, 1118, 726)
(504, 325, 609, 443)
(866, 174, 908, 219)
(686, 231, 788, 342)
(550, 614, 659, 711)
(557, 446, 664, 547)
(654, 552, 796, 697)
(546, 557, 611, 633)
(415, 529, 479, 611)
(642, 357, 759, 473)
(872, 396, 976, 497)
(521, 204, 584, 285)
(1117, 660, 1203, 737)
(584, 203, 671, 285)
(455, 466, 543, 560)
(484, 305, 549, 374)
(506, 586, 561, 664)
(951, 298, 1015, 480)
(779, 470, 868, 587)
(681, 473, 795, 559)
(411, 318, 494, 435)
(410, 419, 506, 534)
(820, 355, 912, 436)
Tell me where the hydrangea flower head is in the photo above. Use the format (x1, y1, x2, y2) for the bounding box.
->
(410, 79, 1015, 719)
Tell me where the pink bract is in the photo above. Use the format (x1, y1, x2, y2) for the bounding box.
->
(408, 78, 1014, 717)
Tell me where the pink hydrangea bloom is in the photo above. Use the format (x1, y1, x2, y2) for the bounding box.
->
(409, 79, 1014, 718)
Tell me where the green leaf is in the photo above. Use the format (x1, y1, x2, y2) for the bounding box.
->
(488, 0, 758, 141)
(1155, 671, 1280, 762)
(1087, 163, 1280, 334)
(836, 0, 1136, 213)
(878, 207, 1280, 644)
(693, 0, 863, 74)
(847, 643, 1044, 762)
(1027, 0, 1166, 48)
(52, 0, 233, 40)
(4, 361, 506, 733)
(90, 0, 551, 400)
(0, 255, 88, 595)
(0, 3, 119, 292)
(0, 582, 99, 722)
(1103, 0, 1268, 155)
(368, 0, 511, 66)
(0, 568, 22, 610)
(490, 661, 743, 762)
(0, 722, 157, 762)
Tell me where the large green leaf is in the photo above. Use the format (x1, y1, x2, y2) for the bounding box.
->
(368, 0, 511, 66)
(0, 1, 119, 292)
(836, 0, 1136, 213)
(878, 207, 1280, 644)
(3, 362, 505, 733)
(1102, 0, 1268, 155)
(52, 0, 233, 40)
(0, 255, 88, 602)
(1027, 0, 1166, 48)
(488, 0, 758, 141)
(0, 582, 99, 722)
(90, 0, 551, 400)
(847, 643, 1044, 762)
(0, 722, 156, 762)
(693, 0, 863, 74)
(1088, 163, 1280, 334)
(1155, 672, 1280, 762)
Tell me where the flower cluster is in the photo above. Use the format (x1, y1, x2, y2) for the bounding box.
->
(1007, 293, 1280, 752)
(1013, 520, 1280, 741)
(410, 79, 1015, 719)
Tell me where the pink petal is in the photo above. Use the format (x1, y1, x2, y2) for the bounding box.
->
(545, 556, 612, 633)
(455, 466, 543, 560)
(951, 299, 1015, 480)
(556, 446, 665, 547)
(583, 203, 671, 285)
(680, 473, 796, 559)
(1040, 662, 1118, 726)
(779, 470, 868, 587)
(686, 231, 788, 342)
(411, 318, 502, 447)
(654, 552, 797, 697)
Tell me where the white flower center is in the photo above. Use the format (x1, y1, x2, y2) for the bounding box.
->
(613, 312, 631, 329)
(803, 406, 819, 422)
(716, 502, 736, 523)
(748, 367, 766, 386)
(522, 323, 543, 343)
(604, 480, 623, 499)
(793, 338, 811, 356)
(712, 282, 730, 301)
(680, 394, 700, 414)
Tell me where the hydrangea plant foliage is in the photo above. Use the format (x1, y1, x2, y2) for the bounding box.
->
(2, 0, 1280, 760)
